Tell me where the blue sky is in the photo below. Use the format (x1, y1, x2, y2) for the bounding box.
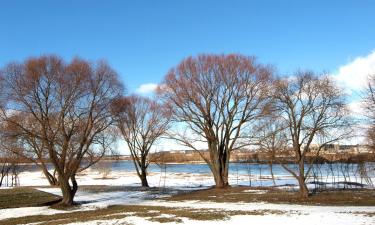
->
(1, 0, 374, 94)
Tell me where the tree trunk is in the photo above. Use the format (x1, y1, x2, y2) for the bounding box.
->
(298, 161, 309, 198)
(59, 175, 78, 206)
(0, 171, 5, 187)
(0, 165, 9, 187)
(140, 168, 149, 187)
(212, 163, 229, 188)
(298, 177, 309, 198)
(207, 143, 230, 188)
(42, 167, 58, 186)
(269, 162, 276, 186)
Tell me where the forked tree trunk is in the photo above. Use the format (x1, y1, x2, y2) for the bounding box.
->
(211, 158, 230, 188)
(208, 144, 230, 188)
(59, 175, 78, 206)
(0, 164, 10, 187)
(213, 170, 229, 188)
(42, 167, 58, 186)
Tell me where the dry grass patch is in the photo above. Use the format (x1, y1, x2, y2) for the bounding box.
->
(0, 187, 61, 209)
(148, 216, 183, 223)
(351, 212, 375, 217)
(0, 205, 289, 225)
(167, 186, 375, 206)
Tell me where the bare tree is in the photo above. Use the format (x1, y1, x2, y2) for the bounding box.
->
(255, 116, 287, 186)
(0, 144, 22, 187)
(363, 75, 375, 151)
(0, 152, 12, 187)
(158, 54, 273, 188)
(1, 116, 59, 185)
(273, 71, 351, 198)
(0, 55, 123, 206)
(112, 95, 170, 187)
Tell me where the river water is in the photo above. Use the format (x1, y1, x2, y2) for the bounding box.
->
(97, 160, 375, 187)
(17, 160, 375, 188)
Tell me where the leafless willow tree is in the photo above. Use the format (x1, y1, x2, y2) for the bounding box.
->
(363, 75, 375, 151)
(112, 95, 170, 187)
(158, 54, 273, 188)
(0, 151, 12, 187)
(0, 55, 123, 206)
(255, 116, 288, 186)
(1, 116, 60, 185)
(273, 72, 351, 198)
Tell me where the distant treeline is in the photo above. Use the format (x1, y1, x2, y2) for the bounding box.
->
(2, 151, 374, 165)
(148, 150, 375, 164)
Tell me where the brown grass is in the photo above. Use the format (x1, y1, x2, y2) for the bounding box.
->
(0, 187, 61, 209)
(0, 204, 289, 225)
(167, 186, 375, 206)
(351, 211, 375, 217)
(148, 216, 183, 223)
(1, 186, 374, 224)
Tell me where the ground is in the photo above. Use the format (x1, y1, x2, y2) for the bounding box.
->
(1, 185, 375, 225)
(0, 187, 61, 209)
(0, 169, 375, 224)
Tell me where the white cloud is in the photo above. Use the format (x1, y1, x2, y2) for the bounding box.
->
(135, 83, 158, 95)
(348, 100, 364, 116)
(334, 50, 375, 91)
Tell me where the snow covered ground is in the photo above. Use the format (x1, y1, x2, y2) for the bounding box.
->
(14, 169, 219, 188)
(1, 168, 375, 224)
(66, 202, 375, 225)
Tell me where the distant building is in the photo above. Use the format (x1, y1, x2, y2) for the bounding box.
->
(322, 144, 370, 154)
